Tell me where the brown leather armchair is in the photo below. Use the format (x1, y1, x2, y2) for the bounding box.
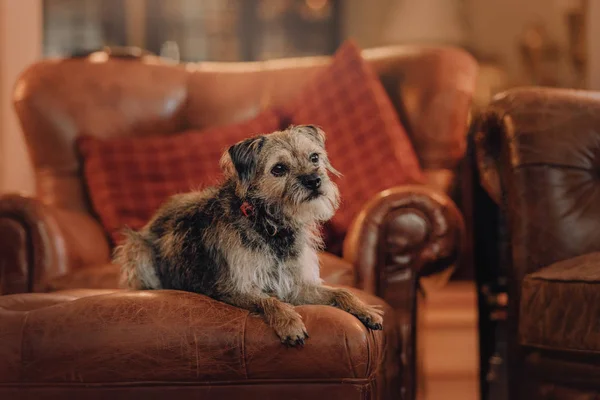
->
(0, 46, 476, 399)
(476, 87, 600, 399)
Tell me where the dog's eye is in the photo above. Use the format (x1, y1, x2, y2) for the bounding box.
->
(309, 153, 319, 164)
(271, 164, 288, 177)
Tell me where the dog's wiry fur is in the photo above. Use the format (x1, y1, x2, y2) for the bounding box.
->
(114, 125, 383, 346)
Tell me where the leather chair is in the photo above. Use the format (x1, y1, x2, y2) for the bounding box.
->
(0, 45, 476, 399)
(476, 87, 600, 399)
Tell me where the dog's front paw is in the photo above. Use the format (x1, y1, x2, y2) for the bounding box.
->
(274, 312, 309, 347)
(355, 305, 384, 331)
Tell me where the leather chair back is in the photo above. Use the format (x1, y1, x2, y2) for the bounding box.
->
(13, 46, 477, 215)
(478, 88, 600, 282)
(476, 86, 600, 400)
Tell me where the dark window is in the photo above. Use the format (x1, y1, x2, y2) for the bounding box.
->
(43, 0, 340, 61)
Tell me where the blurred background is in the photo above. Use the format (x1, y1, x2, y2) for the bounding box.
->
(0, 0, 597, 196)
(1, 0, 597, 196)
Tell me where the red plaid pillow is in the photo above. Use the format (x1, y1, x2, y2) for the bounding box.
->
(283, 40, 424, 247)
(78, 111, 281, 245)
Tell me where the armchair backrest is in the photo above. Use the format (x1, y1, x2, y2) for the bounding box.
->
(13, 45, 477, 216)
(478, 87, 600, 283)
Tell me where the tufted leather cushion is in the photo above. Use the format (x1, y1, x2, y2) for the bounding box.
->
(520, 252, 600, 353)
(284, 41, 424, 237)
(78, 111, 281, 244)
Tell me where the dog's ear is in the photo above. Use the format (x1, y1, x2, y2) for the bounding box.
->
(222, 135, 266, 185)
(296, 125, 326, 147)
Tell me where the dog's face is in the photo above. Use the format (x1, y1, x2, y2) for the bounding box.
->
(221, 125, 340, 223)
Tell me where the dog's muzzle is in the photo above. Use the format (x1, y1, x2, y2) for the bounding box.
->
(299, 173, 321, 191)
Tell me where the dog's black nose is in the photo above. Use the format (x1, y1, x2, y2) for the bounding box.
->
(299, 174, 322, 190)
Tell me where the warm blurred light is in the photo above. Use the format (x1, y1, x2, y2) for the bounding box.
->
(305, 0, 327, 11)
(259, 0, 290, 20)
(160, 41, 180, 63)
(13, 81, 28, 102)
(88, 51, 109, 63)
(383, 0, 467, 46)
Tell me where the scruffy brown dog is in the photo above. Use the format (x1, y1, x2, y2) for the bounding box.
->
(115, 125, 383, 346)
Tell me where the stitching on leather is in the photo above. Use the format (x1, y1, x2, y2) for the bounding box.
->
(374, 325, 387, 378)
(365, 329, 372, 378)
(521, 341, 600, 355)
(342, 329, 357, 378)
(241, 311, 249, 379)
(514, 163, 593, 172)
(528, 277, 600, 283)
(0, 378, 373, 387)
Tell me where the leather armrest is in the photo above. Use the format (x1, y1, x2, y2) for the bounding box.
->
(343, 185, 465, 296)
(0, 288, 397, 385)
(342, 184, 464, 398)
(0, 194, 110, 294)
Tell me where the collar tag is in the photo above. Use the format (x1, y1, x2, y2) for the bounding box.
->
(240, 201, 254, 217)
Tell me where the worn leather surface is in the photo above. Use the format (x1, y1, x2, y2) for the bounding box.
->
(344, 185, 465, 295)
(0, 287, 400, 399)
(520, 252, 600, 353)
(476, 87, 600, 399)
(478, 88, 600, 281)
(0, 194, 111, 295)
(317, 252, 355, 287)
(524, 384, 600, 400)
(523, 350, 600, 395)
(0, 383, 377, 400)
(42, 263, 120, 292)
(0, 218, 28, 294)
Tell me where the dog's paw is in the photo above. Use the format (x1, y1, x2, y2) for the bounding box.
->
(355, 306, 384, 331)
(274, 313, 309, 347)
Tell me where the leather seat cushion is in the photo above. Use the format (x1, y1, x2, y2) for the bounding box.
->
(43, 263, 122, 291)
(0, 287, 396, 384)
(523, 350, 600, 393)
(318, 252, 355, 286)
(43, 252, 355, 291)
(520, 252, 600, 353)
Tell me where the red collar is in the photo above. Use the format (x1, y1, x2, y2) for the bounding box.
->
(240, 201, 254, 217)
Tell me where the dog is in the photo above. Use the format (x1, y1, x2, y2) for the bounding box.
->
(115, 125, 383, 346)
